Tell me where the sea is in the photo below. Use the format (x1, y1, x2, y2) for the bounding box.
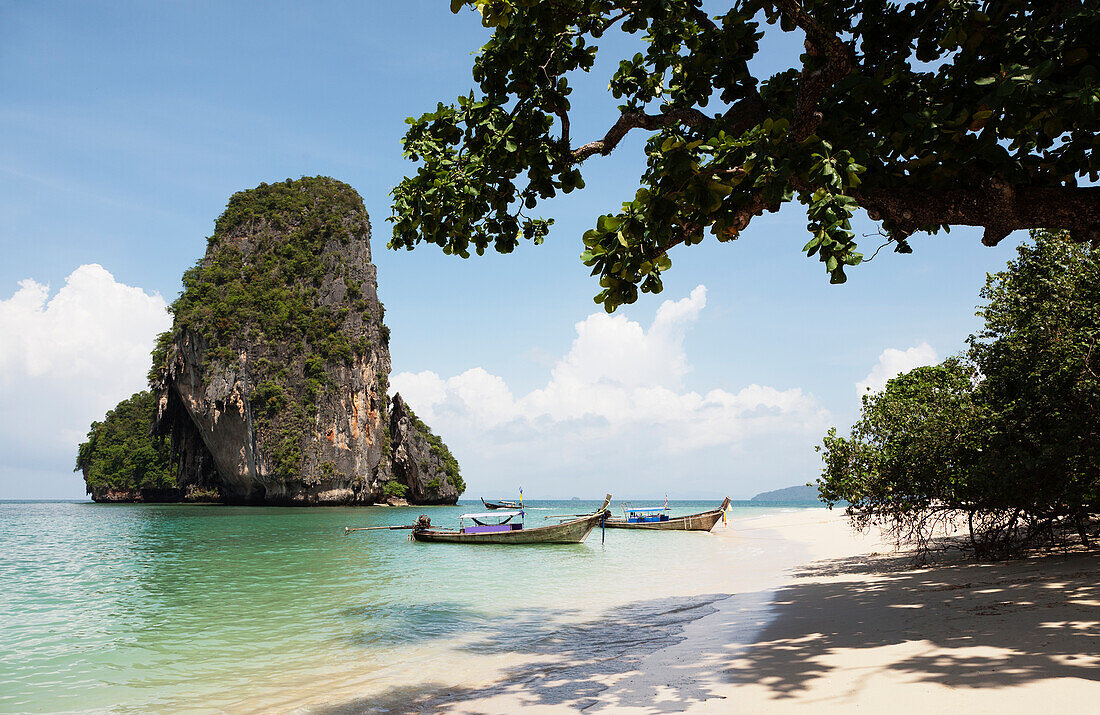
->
(0, 499, 820, 712)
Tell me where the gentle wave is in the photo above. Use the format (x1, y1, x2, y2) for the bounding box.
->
(0, 500, 814, 711)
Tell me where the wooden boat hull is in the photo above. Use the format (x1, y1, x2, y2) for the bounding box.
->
(481, 497, 520, 510)
(414, 496, 611, 544)
(604, 497, 731, 532)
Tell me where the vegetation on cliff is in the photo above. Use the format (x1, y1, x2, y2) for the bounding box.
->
(153, 177, 386, 482)
(81, 177, 461, 505)
(392, 2, 1100, 312)
(406, 404, 465, 494)
(76, 391, 173, 496)
(155, 177, 382, 374)
(818, 230, 1100, 558)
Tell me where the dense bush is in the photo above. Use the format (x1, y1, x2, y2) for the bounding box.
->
(819, 231, 1100, 558)
(165, 177, 372, 369)
(383, 481, 409, 499)
(76, 391, 173, 494)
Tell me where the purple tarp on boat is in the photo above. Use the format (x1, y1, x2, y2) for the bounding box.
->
(463, 524, 522, 534)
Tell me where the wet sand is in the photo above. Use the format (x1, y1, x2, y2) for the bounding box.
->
(332, 511, 1100, 713)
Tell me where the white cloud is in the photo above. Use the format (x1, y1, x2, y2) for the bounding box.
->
(391, 286, 830, 497)
(0, 265, 171, 497)
(856, 342, 939, 397)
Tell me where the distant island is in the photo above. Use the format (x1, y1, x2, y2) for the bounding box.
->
(750, 485, 821, 504)
(76, 177, 462, 506)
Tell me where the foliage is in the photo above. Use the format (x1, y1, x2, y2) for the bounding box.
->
(185, 487, 221, 502)
(383, 481, 410, 499)
(818, 360, 981, 553)
(154, 177, 386, 480)
(819, 231, 1100, 558)
(406, 405, 465, 494)
(76, 391, 174, 494)
(380, 421, 392, 460)
(967, 228, 1100, 537)
(169, 177, 371, 365)
(252, 380, 290, 414)
(148, 330, 173, 384)
(391, 1, 1100, 311)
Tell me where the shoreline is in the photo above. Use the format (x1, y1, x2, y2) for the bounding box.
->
(312, 510, 856, 713)
(326, 510, 1100, 713)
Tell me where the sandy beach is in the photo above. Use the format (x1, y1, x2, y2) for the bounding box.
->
(355, 510, 1100, 714)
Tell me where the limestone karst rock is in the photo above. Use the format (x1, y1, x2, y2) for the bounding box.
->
(388, 394, 463, 505)
(120, 176, 463, 505)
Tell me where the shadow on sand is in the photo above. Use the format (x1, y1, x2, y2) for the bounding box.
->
(322, 550, 1100, 713)
(320, 593, 727, 713)
(721, 549, 1100, 699)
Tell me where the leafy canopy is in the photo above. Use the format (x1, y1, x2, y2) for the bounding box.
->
(390, 0, 1100, 311)
(164, 177, 375, 371)
(76, 391, 174, 494)
(818, 230, 1100, 557)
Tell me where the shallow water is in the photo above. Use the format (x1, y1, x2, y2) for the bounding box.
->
(0, 500, 816, 712)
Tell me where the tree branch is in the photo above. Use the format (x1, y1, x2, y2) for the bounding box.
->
(571, 107, 712, 162)
(648, 190, 779, 262)
(687, 4, 718, 33)
(570, 93, 769, 164)
(774, 0, 856, 141)
(857, 184, 1100, 246)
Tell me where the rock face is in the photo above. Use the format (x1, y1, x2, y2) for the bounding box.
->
(388, 394, 463, 505)
(145, 177, 461, 505)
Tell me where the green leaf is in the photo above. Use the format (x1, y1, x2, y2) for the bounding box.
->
(597, 215, 622, 233)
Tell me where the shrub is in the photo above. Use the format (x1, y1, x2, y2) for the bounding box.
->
(76, 391, 174, 493)
(383, 481, 409, 499)
(819, 231, 1100, 558)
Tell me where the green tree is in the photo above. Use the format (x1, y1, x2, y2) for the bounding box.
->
(817, 359, 981, 554)
(390, 1, 1100, 311)
(968, 229, 1100, 546)
(76, 391, 174, 495)
(819, 230, 1100, 557)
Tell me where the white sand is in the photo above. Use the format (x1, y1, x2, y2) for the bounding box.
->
(438, 510, 1100, 713)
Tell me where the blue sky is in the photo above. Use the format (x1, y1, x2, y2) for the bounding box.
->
(0, 1, 1027, 500)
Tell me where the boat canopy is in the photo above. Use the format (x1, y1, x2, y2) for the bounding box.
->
(459, 510, 524, 519)
(628, 506, 670, 512)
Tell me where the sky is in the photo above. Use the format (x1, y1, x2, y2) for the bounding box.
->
(0, 1, 1028, 501)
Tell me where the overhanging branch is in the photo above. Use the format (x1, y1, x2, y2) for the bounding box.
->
(647, 190, 779, 262)
(775, 0, 856, 140)
(570, 93, 767, 164)
(571, 108, 711, 162)
(857, 184, 1100, 246)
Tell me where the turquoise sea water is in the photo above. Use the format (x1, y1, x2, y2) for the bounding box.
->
(0, 499, 816, 712)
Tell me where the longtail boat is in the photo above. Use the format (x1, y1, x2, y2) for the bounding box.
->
(411, 494, 612, 544)
(481, 497, 521, 510)
(603, 497, 731, 532)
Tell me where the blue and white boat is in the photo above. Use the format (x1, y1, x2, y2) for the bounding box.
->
(603, 497, 731, 531)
